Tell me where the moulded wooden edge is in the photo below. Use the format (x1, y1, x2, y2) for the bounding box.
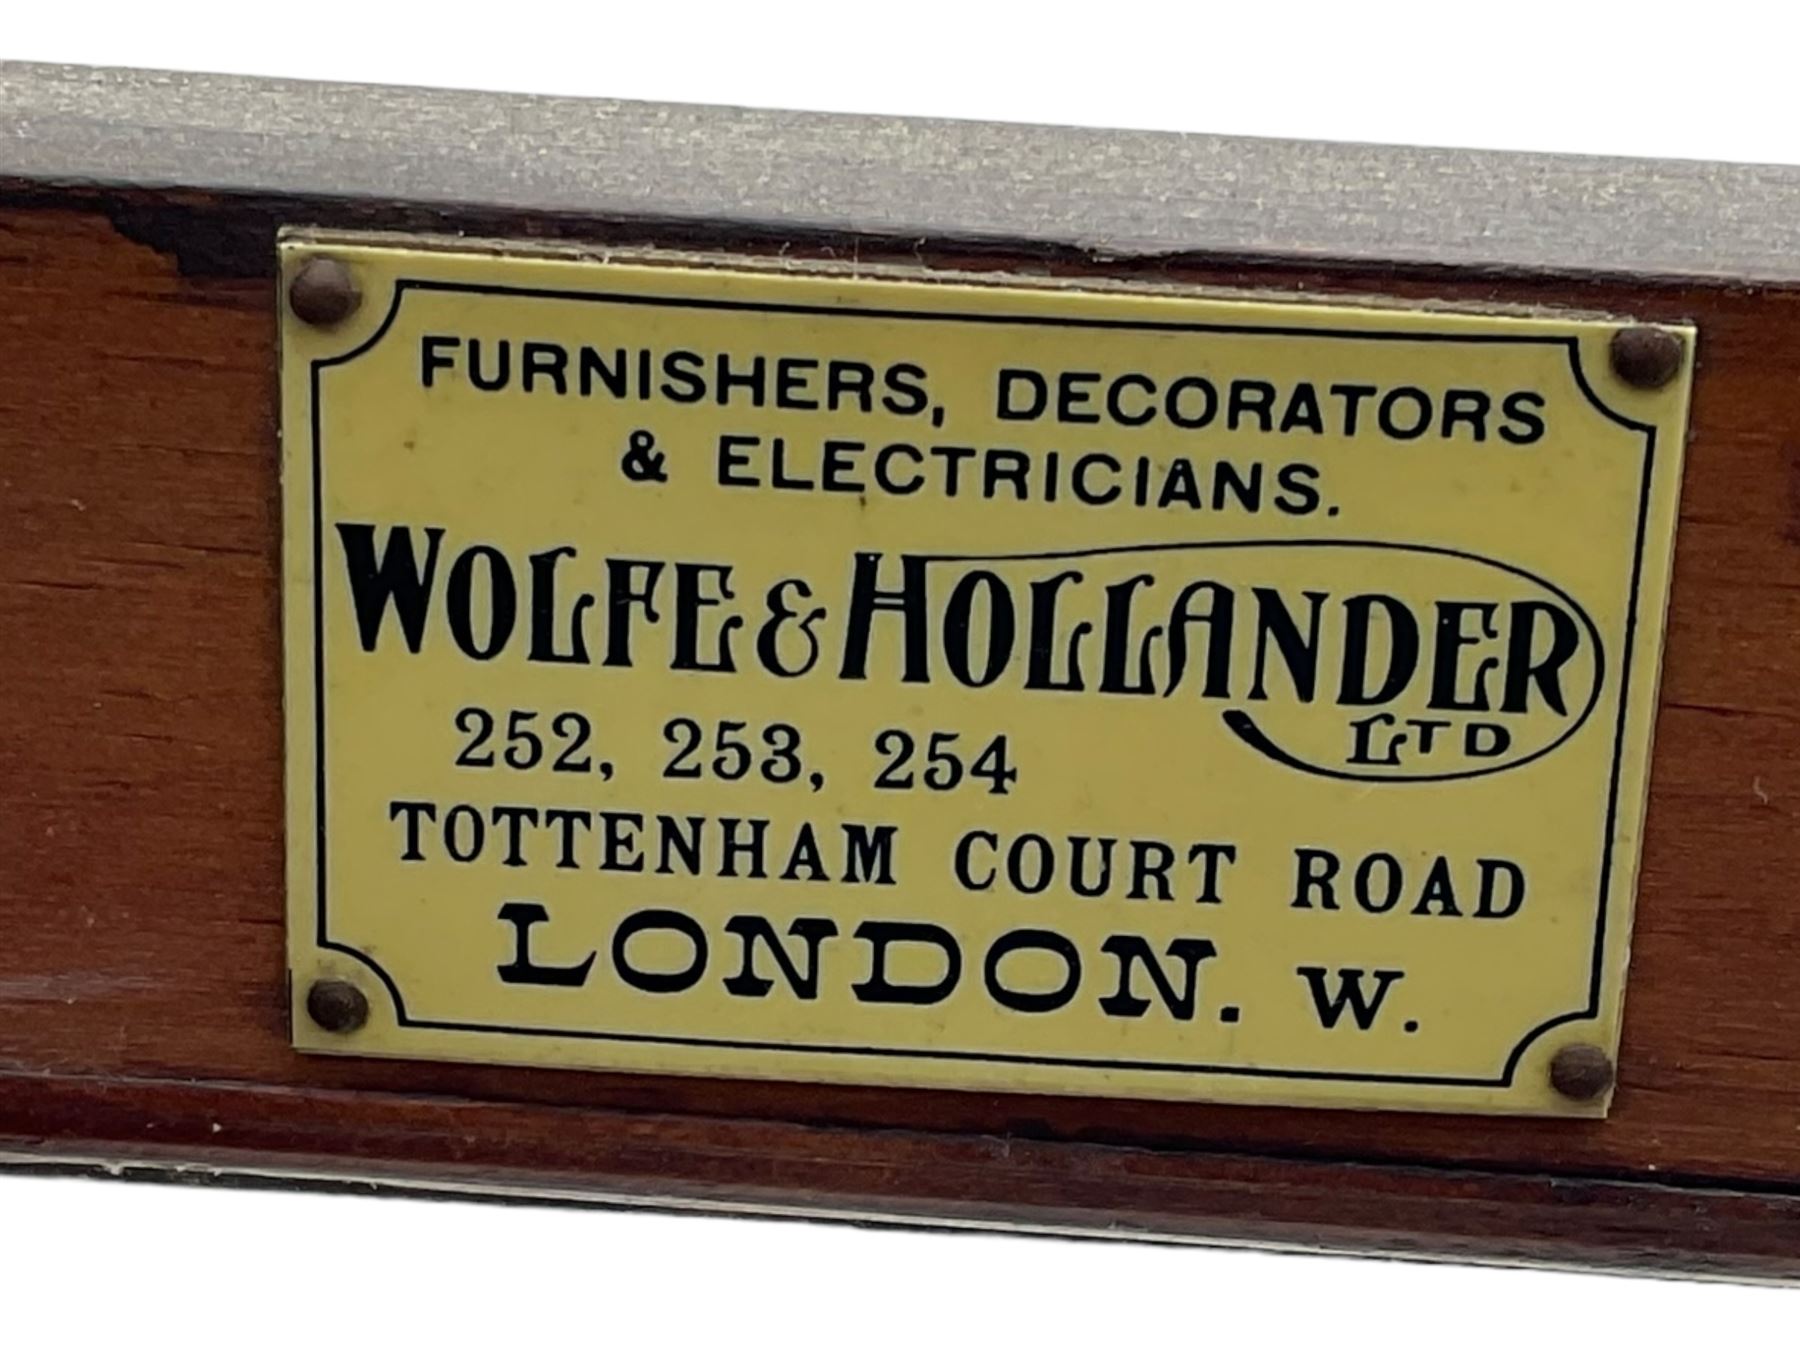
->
(8, 60, 1800, 285)
(3, 1072, 1798, 1281)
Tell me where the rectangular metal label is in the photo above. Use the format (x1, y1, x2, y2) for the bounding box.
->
(281, 237, 1692, 1114)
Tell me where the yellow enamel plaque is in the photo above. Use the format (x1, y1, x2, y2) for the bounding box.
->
(280, 236, 1693, 1115)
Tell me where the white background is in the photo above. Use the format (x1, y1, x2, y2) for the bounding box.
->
(3, 2, 1795, 1342)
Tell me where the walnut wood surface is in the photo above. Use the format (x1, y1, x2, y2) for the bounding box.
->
(4, 184, 1800, 1274)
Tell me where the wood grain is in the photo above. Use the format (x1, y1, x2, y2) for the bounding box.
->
(5, 179, 1800, 1274)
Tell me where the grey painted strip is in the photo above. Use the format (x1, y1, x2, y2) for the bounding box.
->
(2, 60, 1797, 284)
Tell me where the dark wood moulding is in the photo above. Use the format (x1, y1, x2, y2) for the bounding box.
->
(6, 61, 1800, 1278)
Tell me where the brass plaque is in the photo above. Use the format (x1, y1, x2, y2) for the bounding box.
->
(280, 236, 1692, 1115)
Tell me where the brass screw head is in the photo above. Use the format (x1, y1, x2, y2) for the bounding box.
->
(1549, 1043, 1615, 1101)
(305, 979, 369, 1034)
(1609, 326, 1684, 390)
(288, 256, 362, 327)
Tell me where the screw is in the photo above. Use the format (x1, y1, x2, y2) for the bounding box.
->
(1549, 1043, 1615, 1101)
(287, 256, 362, 327)
(305, 979, 369, 1034)
(1609, 326, 1684, 390)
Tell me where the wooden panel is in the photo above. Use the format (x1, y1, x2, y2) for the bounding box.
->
(4, 182, 1800, 1274)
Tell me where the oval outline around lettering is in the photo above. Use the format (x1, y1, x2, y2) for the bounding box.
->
(920, 538, 1607, 785)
